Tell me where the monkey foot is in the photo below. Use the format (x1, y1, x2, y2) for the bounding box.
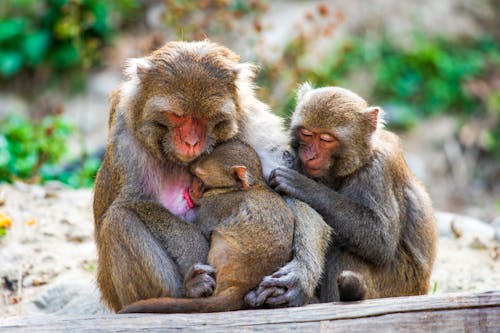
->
(184, 263, 216, 298)
(337, 270, 367, 302)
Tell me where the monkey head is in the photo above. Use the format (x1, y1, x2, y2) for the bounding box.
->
(189, 140, 263, 196)
(290, 83, 383, 179)
(119, 41, 251, 165)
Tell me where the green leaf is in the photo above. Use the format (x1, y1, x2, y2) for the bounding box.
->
(53, 17, 81, 40)
(0, 18, 26, 41)
(89, 2, 109, 35)
(0, 135, 11, 167)
(50, 43, 81, 69)
(0, 51, 23, 77)
(21, 31, 51, 65)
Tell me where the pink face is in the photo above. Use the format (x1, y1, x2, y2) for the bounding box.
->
(297, 127, 339, 177)
(167, 113, 210, 163)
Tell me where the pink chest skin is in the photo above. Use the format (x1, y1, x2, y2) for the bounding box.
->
(157, 172, 196, 222)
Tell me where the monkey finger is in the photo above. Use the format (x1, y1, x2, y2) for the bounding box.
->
(244, 290, 260, 308)
(268, 176, 279, 189)
(268, 168, 278, 182)
(187, 286, 213, 298)
(273, 167, 298, 179)
(269, 268, 291, 279)
(190, 264, 216, 277)
(253, 287, 285, 307)
(185, 278, 215, 298)
(265, 288, 301, 307)
(272, 183, 287, 195)
(259, 275, 293, 289)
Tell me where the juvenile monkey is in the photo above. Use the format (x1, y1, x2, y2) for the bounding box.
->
(269, 84, 438, 301)
(119, 140, 295, 313)
(93, 41, 331, 311)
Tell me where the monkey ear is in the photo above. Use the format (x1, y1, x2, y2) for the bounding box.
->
(124, 58, 152, 81)
(230, 165, 250, 190)
(297, 82, 313, 101)
(365, 106, 381, 133)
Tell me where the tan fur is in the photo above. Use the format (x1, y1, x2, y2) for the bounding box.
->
(93, 41, 331, 312)
(119, 141, 295, 313)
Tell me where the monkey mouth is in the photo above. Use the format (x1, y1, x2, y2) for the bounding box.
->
(177, 153, 198, 163)
(303, 164, 324, 177)
(183, 188, 195, 209)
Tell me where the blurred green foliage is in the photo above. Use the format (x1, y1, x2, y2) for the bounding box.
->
(0, 113, 100, 187)
(0, 114, 73, 181)
(260, 34, 500, 119)
(162, 0, 266, 40)
(482, 91, 500, 157)
(0, 0, 140, 83)
(41, 153, 101, 188)
(258, 32, 500, 156)
(309, 35, 500, 125)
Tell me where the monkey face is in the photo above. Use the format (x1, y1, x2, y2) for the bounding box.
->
(190, 140, 261, 191)
(296, 127, 339, 177)
(166, 113, 210, 163)
(124, 41, 242, 166)
(291, 85, 382, 179)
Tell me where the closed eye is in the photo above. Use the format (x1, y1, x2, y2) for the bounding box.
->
(320, 133, 335, 142)
(299, 128, 313, 137)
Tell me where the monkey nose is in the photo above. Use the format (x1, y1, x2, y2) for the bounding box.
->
(305, 152, 318, 161)
(184, 136, 200, 147)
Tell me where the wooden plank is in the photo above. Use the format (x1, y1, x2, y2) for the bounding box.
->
(1, 291, 499, 333)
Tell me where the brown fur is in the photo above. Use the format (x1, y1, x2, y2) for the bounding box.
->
(119, 141, 294, 313)
(271, 84, 438, 302)
(93, 41, 330, 312)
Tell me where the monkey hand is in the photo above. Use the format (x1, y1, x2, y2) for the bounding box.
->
(268, 167, 320, 204)
(244, 265, 308, 308)
(183, 263, 216, 298)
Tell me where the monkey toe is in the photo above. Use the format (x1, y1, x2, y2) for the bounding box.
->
(337, 270, 367, 302)
(185, 277, 215, 298)
(184, 265, 216, 298)
(190, 264, 216, 277)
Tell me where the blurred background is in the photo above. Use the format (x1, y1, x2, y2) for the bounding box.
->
(0, 0, 499, 223)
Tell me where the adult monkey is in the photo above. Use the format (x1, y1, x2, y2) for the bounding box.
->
(269, 84, 437, 301)
(93, 41, 331, 312)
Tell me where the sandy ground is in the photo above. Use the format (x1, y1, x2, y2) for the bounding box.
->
(0, 182, 498, 317)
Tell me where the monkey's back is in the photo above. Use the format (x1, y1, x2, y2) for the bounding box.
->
(368, 130, 438, 296)
(199, 186, 295, 289)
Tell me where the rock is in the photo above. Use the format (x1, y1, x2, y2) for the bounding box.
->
(31, 275, 108, 315)
(435, 211, 495, 240)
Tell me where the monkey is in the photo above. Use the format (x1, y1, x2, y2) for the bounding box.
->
(119, 140, 295, 313)
(93, 41, 331, 312)
(268, 84, 438, 302)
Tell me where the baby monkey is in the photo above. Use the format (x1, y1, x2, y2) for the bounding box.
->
(119, 140, 295, 313)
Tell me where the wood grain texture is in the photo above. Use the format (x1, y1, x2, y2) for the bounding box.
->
(2, 291, 499, 332)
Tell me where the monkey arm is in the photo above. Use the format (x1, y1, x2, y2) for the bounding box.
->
(269, 167, 400, 267)
(245, 197, 331, 308)
(118, 200, 210, 278)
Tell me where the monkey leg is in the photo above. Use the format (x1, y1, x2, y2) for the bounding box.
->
(97, 206, 191, 312)
(127, 201, 210, 278)
(319, 247, 385, 302)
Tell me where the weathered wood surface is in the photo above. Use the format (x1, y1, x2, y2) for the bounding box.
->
(1, 290, 499, 332)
